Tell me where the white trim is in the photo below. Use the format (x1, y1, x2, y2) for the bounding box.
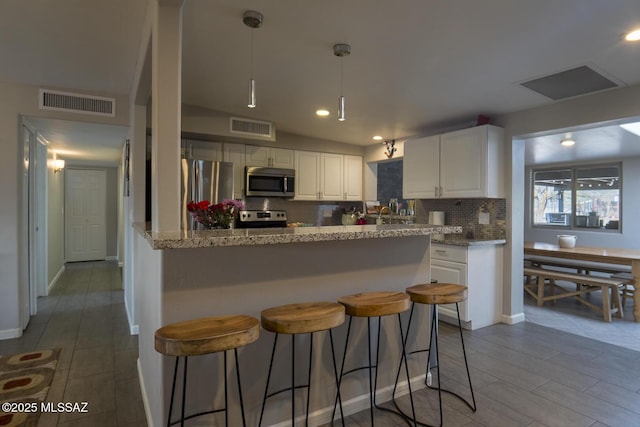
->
(0, 328, 23, 340)
(502, 312, 526, 324)
(125, 296, 139, 336)
(138, 358, 154, 427)
(266, 375, 426, 427)
(48, 265, 65, 294)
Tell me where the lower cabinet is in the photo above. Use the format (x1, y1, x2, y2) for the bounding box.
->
(430, 243, 503, 330)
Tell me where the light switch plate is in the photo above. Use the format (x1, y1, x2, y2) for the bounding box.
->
(323, 208, 333, 218)
(479, 212, 490, 225)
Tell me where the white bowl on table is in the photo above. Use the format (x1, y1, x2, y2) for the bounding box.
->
(557, 235, 577, 248)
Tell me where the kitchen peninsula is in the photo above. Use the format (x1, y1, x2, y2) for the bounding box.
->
(133, 223, 461, 426)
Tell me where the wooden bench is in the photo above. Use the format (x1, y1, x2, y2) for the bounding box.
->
(525, 256, 632, 275)
(524, 266, 632, 322)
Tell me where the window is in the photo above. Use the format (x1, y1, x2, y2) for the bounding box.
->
(532, 164, 620, 230)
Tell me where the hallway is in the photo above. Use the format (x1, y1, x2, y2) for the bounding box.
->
(0, 261, 146, 426)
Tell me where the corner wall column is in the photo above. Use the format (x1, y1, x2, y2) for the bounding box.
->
(151, 0, 183, 232)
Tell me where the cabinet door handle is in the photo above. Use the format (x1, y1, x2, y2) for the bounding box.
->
(434, 249, 447, 255)
(344, 192, 347, 199)
(435, 186, 438, 197)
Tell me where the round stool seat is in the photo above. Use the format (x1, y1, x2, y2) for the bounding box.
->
(155, 315, 260, 357)
(406, 283, 468, 305)
(338, 291, 410, 317)
(261, 302, 345, 334)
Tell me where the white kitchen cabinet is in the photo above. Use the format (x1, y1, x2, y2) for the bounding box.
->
(294, 151, 320, 200)
(294, 151, 351, 201)
(403, 135, 440, 199)
(246, 145, 294, 168)
(430, 243, 503, 330)
(440, 125, 504, 198)
(223, 143, 246, 199)
(321, 153, 344, 200)
(182, 139, 223, 162)
(343, 155, 363, 201)
(403, 125, 504, 199)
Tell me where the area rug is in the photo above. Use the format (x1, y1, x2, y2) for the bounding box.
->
(0, 349, 60, 427)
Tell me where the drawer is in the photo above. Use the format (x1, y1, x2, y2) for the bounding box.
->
(431, 244, 467, 263)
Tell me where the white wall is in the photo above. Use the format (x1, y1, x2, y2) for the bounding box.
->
(0, 80, 128, 339)
(524, 156, 640, 249)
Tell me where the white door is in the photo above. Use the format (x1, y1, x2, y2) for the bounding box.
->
(65, 169, 107, 262)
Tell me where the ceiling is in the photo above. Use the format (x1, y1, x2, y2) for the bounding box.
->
(3, 0, 640, 165)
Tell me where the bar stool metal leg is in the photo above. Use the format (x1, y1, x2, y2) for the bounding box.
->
(167, 357, 179, 427)
(259, 333, 279, 427)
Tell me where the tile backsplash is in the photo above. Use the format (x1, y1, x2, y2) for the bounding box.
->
(244, 197, 360, 226)
(243, 195, 506, 239)
(416, 198, 506, 239)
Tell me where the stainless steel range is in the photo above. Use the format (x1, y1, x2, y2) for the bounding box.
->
(236, 210, 288, 228)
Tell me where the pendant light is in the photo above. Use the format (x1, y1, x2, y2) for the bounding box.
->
(243, 10, 263, 108)
(333, 43, 351, 121)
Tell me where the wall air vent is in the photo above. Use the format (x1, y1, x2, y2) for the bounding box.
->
(39, 89, 116, 117)
(229, 117, 273, 139)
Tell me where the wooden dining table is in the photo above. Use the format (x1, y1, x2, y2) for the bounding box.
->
(524, 241, 640, 322)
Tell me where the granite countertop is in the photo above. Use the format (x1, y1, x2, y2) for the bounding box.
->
(134, 223, 462, 249)
(432, 235, 507, 246)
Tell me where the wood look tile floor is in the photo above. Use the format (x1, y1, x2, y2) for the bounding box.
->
(0, 261, 145, 427)
(3, 262, 639, 426)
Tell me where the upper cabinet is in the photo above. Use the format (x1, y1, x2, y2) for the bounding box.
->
(294, 151, 362, 201)
(343, 155, 363, 201)
(182, 139, 223, 162)
(246, 145, 294, 169)
(403, 135, 440, 199)
(403, 125, 504, 199)
(223, 143, 246, 200)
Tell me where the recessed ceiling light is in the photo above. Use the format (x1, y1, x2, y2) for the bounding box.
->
(620, 121, 640, 136)
(560, 138, 575, 147)
(372, 135, 383, 141)
(625, 28, 640, 41)
(316, 109, 330, 117)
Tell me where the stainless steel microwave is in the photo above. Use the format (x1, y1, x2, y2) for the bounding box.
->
(245, 166, 295, 197)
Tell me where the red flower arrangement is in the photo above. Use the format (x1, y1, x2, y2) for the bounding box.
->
(186, 199, 244, 229)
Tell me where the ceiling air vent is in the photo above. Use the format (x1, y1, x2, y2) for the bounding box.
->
(520, 65, 619, 100)
(229, 117, 273, 139)
(39, 89, 116, 117)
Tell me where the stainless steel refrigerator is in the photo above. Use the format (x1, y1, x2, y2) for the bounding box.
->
(181, 159, 234, 230)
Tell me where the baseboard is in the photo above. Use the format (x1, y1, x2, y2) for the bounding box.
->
(0, 328, 23, 340)
(48, 265, 65, 294)
(502, 312, 526, 324)
(124, 297, 139, 336)
(266, 374, 426, 427)
(138, 358, 154, 427)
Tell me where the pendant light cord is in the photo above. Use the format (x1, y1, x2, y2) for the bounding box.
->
(250, 28, 254, 79)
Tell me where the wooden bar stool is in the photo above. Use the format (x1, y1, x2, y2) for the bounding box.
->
(259, 301, 345, 427)
(334, 291, 416, 426)
(154, 315, 259, 427)
(396, 283, 476, 427)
